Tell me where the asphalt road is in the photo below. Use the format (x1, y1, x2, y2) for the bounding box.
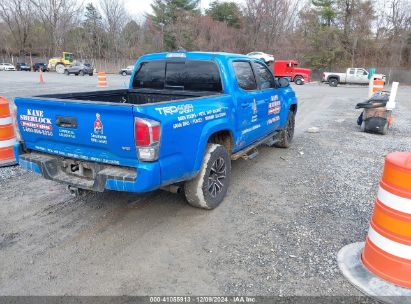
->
(0, 71, 410, 296)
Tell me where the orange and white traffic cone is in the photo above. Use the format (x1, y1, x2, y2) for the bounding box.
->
(97, 71, 107, 88)
(39, 68, 45, 84)
(338, 152, 411, 302)
(373, 78, 384, 95)
(0, 96, 17, 167)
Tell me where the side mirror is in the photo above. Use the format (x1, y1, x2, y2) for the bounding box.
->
(278, 77, 290, 88)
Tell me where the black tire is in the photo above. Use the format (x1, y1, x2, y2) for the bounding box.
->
(294, 76, 303, 85)
(274, 111, 295, 148)
(79, 70, 85, 76)
(329, 78, 338, 87)
(381, 122, 388, 135)
(360, 121, 365, 132)
(122, 71, 127, 76)
(89, 73, 93, 76)
(64, 70, 69, 75)
(184, 144, 231, 209)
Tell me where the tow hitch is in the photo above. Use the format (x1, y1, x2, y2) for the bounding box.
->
(68, 185, 88, 197)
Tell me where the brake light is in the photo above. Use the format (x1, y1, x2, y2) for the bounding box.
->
(134, 117, 161, 161)
(136, 119, 150, 146)
(152, 125, 160, 141)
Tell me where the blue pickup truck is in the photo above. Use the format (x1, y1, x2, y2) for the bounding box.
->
(14, 52, 298, 209)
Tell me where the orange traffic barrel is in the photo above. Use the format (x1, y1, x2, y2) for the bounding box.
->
(373, 78, 384, 94)
(97, 71, 107, 87)
(0, 96, 17, 167)
(363, 152, 411, 288)
(338, 152, 411, 301)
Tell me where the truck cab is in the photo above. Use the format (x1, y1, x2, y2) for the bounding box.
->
(273, 60, 311, 85)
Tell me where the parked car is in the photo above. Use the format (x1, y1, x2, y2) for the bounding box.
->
(33, 62, 48, 72)
(14, 51, 298, 210)
(0, 63, 16, 71)
(272, 60, 311, 85)
(16, 63, 31, 71)
(322, 68, 386, 87)
(64, 62, 94, 76)
(247, 52, 275, 63)
(119, 65, 134, 76)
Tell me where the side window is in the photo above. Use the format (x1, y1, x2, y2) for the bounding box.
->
(349, 69, 355, 74)
(233, 61, 257, 91)
(253, 62, 275, 89)
(132, 61, 166, 89)
(356, 69, 365, 76)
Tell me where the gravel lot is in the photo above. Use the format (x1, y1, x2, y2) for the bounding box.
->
(0, 71, 410, 296)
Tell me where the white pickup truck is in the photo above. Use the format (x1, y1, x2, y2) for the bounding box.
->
(322, 68, 385, 87)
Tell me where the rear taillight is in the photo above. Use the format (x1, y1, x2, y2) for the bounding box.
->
(134, 117, 161, 162)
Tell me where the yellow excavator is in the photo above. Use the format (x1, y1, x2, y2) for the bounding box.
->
(48, 52, 75, 74)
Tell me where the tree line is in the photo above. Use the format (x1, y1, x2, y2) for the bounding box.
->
(0, 0, 410, 71)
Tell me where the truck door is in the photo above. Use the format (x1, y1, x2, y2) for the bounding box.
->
(346, 68, 356, 83)
(356, 68, 369, 84)
(232, 60, 268, 149)
(251, 61, 281, 134)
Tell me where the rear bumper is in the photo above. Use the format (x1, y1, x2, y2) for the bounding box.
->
(15, 147, 161, 193)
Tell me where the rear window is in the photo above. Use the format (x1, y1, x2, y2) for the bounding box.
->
(132, 60, 222, 92)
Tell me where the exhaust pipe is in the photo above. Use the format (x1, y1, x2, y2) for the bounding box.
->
(161, 185, 183, 194)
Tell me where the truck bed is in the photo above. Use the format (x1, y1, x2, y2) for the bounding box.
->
(37, 89, 219, 105)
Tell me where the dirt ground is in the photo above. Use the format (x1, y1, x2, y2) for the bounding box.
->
(0, 71, 410, 296)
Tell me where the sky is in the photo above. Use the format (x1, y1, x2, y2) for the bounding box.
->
(88, 0, 219, 19)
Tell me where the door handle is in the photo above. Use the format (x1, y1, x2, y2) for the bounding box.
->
(56, 116, 78, 128)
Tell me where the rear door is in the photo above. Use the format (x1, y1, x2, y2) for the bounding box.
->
(232, 60, 268, 149)
(346, 68, 356, 83)
(356, 68, 369, 84)
(251, 61, 282, 134)
(15, 98, 138, 167)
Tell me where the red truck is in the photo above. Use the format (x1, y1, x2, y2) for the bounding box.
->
(272, 60, 311, 85)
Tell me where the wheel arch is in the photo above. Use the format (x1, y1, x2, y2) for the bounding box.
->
(290, 103, 297, 114)
(208, 130, 234, 155)
(193, 124, 234, 173)
(327, 75, 340, 82)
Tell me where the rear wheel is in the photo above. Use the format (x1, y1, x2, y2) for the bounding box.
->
(184, 144, 231, 210)
(381, 122, 389, 135)
(122, 71, 127, 76)
(64, 70, 69, 75)
(55, 63, 65, 74)
(329, 78, 338, 87)
(294, 76, 304, 85)
(360, 121, 365, 132)
(274, 111, 295, 148)
(89, 73, 93, 76)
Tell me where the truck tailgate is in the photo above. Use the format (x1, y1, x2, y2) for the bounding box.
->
(15, 97, 138, 167)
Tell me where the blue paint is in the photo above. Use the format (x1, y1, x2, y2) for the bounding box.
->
(15, 52, 298, 193)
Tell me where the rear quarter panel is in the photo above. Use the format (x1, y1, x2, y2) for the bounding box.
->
(135, 94, 234, 185)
